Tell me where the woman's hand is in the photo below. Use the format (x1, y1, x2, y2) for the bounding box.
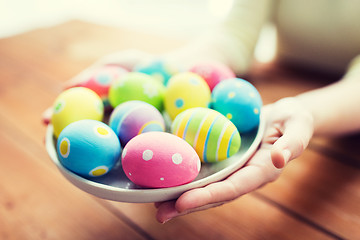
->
(155, 97, 314, 223)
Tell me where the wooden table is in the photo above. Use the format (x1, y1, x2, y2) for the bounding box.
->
(1, 21, 359, 240)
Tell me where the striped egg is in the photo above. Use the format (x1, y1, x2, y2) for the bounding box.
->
(171, 107, 241, 163)
(109, 100, 165, 147)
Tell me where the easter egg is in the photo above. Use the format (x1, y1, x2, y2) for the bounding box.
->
(122, 132, 201, 188)
(164, 72, 211, 120)
(51, 87, 104, 138)
(109, 100, 166, 147)
(171, 107, 241, 163)
(189, 61, 235, 91)
(108, 72, 165, 111)
(72, 65, 128, 107)
(57, 120, 121, 177)
(134, 59, 178, 86)
(212, 78, 262, 133)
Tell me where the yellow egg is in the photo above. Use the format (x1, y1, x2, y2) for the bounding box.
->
(164, 72, 211, 120)
(51, 87, 104, 137)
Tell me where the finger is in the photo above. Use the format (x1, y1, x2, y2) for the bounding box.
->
(154, 202, 163, 209)
(271, 148, 291, 169)
(271, 114, 313, 168)
(175, 149, 279, 213)
(156, 200, 225, 224)
(42, 107, 53, 125)
(155, 200, 178, 223)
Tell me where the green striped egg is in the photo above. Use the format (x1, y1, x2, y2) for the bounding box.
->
(171, 107, 241, 163)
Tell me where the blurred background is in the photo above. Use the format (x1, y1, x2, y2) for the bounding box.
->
(0, 0, 233, 39)
(0, 0, 275, 62)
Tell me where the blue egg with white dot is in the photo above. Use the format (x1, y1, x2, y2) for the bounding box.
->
(211, 78, 262, 133)
(57, 119, 121, 177)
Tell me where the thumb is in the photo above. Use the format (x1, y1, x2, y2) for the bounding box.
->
(271, 114, 314, 169)
(42, 107, 53, 125)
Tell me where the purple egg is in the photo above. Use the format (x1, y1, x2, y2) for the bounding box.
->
(109, 100, 166, 147)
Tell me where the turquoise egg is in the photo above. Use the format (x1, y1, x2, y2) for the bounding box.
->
(211, 78, 262, 133)
(134, 59, 178, 86)
(57, 119, 121, 177)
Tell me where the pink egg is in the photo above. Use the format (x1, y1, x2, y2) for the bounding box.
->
(122, 132, 201, 188)
(189, 62, 235, 91)
(72, 65, 128, 107)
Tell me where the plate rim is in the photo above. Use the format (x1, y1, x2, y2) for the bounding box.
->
(46, 114, 265, 203)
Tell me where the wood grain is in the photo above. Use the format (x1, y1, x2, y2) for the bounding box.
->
(106, 196, 334, 240)
(0, 20, 359, 240)
(0, 116, 146, 240)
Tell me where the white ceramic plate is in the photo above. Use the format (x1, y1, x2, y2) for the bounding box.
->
(46, 114, 265, 203)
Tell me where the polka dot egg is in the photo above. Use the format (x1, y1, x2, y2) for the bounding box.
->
(134, 59, 179, 86)
(164, 72, 211, 120)
(211, 78, 262, 133)
(51, 87, 104, 138)
(109, 100, 166, 147)
(122, 132, 201, 188)
(189, 61, 235, 91)
(171, 107, 241, 163)
(108, 72, 165, 111)
(72, 65, 128, 107)
(57, 119, 121, 177)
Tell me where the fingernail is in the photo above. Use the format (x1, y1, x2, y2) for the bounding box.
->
(282, 149, 291, 164)
(162, 218, 172, 224)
